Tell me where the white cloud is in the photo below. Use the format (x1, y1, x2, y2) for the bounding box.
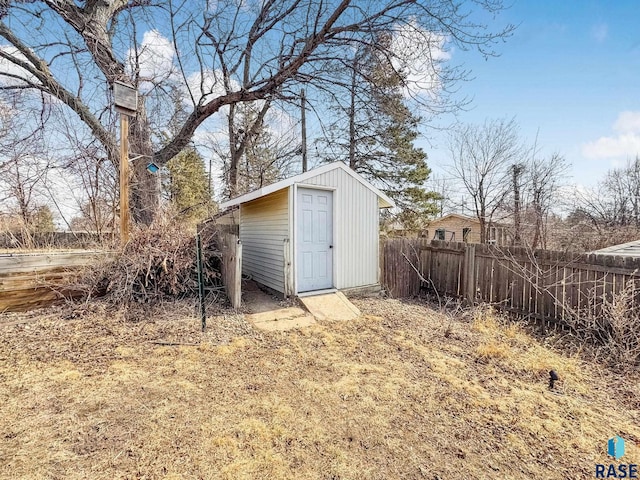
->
(184, 69, 241, 106)
(583, 134, 640, 160)
(591, 23, 608, 43)
(0, 45, 39, 86)
(127, 30, 176, 89)
(265, 106, 297, 138)
(583, 111, 640, 160)
(613, 111, 640, 133)
(389, 20, 451, 98)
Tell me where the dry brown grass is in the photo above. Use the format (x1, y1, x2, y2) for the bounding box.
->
(1, 298, 639, 479)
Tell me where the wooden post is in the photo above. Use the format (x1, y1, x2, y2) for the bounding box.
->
(464, 243, 476, 305)
(119, 114, 130, 244)
(234, 239, 242, 308)
(196, 233, 207, 331)
(221, 234, 242, 309)
(283, 238, 291, 297)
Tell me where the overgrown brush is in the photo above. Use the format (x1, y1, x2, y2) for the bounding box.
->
(564, 280, 640, 367)
(74, 213, 222, 305)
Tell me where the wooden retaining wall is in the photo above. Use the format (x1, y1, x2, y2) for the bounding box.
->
(0, 251, 106, 312)
(381, 239, 640, 324)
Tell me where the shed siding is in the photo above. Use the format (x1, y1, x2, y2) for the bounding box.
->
(300, 169, 379, 289)
(240, 188, 289, 293)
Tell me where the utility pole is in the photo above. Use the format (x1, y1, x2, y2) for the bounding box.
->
(348, 59, 357, 170)
(301, 88, 307, 172)
(512, 163, 524, 246)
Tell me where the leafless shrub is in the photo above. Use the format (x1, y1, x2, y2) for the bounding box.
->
(484, 244, 640, 367)
(74, 210, 222, 305)
(564, 280, 640, 367)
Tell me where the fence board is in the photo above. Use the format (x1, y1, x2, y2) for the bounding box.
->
(380, 238, 640, 326)
(220, 234, 242, 309)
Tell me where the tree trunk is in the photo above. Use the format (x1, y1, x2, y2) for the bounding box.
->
(512, 164, 522, 246)
(129, 103, 159, 225)
(531, 196, 542, 250)
(479, 216, 487, 244)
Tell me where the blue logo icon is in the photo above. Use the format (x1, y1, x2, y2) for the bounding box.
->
(608, 436, 625, 460)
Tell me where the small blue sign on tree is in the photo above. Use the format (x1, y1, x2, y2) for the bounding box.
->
(608, 436, 625, 460)
(146, 162, 160, 174)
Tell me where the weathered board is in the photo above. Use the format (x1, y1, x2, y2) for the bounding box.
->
(0, 251, 107, 312)
(381, 238, 640, 325)
(220, 234, 242, 309)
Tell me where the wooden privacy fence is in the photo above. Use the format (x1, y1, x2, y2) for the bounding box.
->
(219, 234, 242, 309)
(381, 239, 640, 324)
(0, 251, 107, 312)
(0, 232, 110, 250)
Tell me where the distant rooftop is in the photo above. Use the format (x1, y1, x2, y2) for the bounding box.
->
(592, 239, 640, 258)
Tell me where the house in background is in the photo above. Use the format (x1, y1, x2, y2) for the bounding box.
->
(218, 162, 394, 297)
(423, 213, 509, 245)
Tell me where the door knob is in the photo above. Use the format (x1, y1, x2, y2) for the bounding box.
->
(329, 245, 333, 249)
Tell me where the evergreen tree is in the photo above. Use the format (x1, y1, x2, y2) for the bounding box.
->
(165, 148, 214, 223)
(31, 205, 55, 232)
(319, 43, 440, 229)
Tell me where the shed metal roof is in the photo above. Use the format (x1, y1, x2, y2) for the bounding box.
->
(219, 162, 395, 210)
(592, 239, 640, 258)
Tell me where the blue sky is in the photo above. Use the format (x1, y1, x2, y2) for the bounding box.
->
(425, 0, 640, 187)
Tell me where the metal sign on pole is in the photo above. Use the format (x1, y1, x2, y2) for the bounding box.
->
(113, 81, 137, 244)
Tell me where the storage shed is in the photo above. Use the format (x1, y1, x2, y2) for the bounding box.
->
(219, 162, 394, 297)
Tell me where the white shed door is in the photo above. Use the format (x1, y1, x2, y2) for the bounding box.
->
(297, 188, 333, 292)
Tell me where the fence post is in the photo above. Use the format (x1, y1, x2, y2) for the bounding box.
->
(196, 233, 207, 331)
(233, 239, 242, 308)
(463, 243, 476, 305)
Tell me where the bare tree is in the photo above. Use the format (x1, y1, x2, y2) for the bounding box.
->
(567, 157, 640, 250)
(0, 93, 55, 230)
(601, 158, 640, 228)
(65, 146, 118, 235)
(573, 158, 640, 229)
(523, 152, 569, 249)
(426, 173, 455, 217)
(448, 118, 522, 243)
(0, 0, 514, 224)
(226, 98, 275, 197)
(206, 98, 299, 197)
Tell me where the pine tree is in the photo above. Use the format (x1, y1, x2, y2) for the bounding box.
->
(31, 205, 55, 232)
(165, 148, 214, 223)
(319, 43, 440, 229)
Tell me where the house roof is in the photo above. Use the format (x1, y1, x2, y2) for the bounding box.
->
(592, 239, 640, 258)
(428, 213, 479, 224)
(219, 162, 395, 210)
(428, 213, 510, 227)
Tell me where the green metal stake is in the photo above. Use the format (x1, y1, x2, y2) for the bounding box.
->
(196, 233, 206, 332)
